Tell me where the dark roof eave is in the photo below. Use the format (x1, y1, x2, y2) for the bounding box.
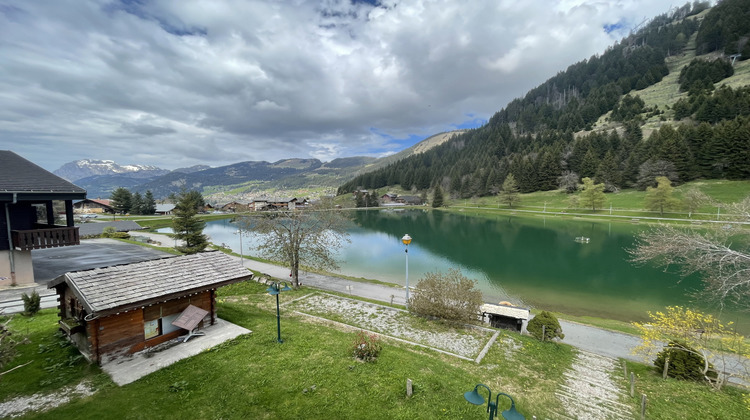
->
(86, 274, 253, 318)
(1, 191, 87, 201)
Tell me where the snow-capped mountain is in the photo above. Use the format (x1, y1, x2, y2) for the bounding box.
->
(53, 159, 170, 182)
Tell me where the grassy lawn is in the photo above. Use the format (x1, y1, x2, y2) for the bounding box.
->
(445, 179, 750, 223)
(0, 283, 746, 419)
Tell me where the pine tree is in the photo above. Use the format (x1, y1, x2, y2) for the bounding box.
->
(130, 192, 144, 215)
(143, 190, 157, 215)
(355, 192, 365, 208)
(366, 191, 379, 207)
(173, 190, 208, 254)
(110, 187, 132, 214)
(432, 184, 444, 208)
(596, 151, 621, 190)
(579, 148, 599, 178)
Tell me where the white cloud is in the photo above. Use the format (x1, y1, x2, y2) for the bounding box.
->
(0, 0, 677, 170)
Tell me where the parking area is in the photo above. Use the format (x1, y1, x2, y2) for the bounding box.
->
(31, 238, 171, 285)
(0, 239, 171, 312)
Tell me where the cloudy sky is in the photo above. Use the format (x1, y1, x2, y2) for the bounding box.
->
(1, 0, 680, 171)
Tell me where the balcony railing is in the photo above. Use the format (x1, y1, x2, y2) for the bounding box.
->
(11, 225, 80, 251)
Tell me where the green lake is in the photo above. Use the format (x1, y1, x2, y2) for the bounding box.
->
(202, 210, 749, 331)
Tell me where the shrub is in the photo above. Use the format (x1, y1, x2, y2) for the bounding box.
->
(408, 268, 483, 325)
(352, 330, 381, 362)
(527, 311, 564, 341)
(21, 291, 41, 316)
(101, 226, 117, 237)
(101, 227, 129, 239)
(654, 340, 717, 382)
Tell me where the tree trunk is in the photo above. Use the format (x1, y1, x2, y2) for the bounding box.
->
(292, 251, 300, 288)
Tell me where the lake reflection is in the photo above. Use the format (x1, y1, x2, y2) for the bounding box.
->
(163, 210, 748, 330)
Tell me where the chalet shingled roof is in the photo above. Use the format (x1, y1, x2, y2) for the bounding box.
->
(49, 251, 252, 317)
(0, 150, 86, 201)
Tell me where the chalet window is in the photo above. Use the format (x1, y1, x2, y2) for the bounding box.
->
(144, 319, 161, 340)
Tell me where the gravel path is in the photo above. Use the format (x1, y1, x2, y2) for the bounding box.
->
(0, 381, 96, 419)
(289, 293, 492, 358)
(556, 351, 632, 420)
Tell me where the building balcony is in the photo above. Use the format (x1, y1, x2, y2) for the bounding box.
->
(11, 224, 80, 251)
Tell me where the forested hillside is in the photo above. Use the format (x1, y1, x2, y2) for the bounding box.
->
(338, 0, 750, 198)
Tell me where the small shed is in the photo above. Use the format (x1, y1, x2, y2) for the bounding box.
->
(48, 251, 252, 364)
(480, 303, 530, 333)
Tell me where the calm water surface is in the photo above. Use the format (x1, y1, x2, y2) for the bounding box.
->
(165, 210, 749, 330)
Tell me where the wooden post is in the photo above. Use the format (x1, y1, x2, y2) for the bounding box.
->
(542, 325, 546, 341)
(662, 356, 670, 379)
(630, 372, 635, 397)
(622, 360, 628, 377)
(641, 394, 647, 420)
(406, 379, 413, 397)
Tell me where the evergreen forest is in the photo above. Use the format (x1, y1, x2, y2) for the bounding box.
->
(338, 0, 750, 198)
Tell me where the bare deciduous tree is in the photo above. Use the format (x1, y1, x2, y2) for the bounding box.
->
(682, 187, 713, 218)
(239, 200, 350, 288)
(629, 198, 750, 309)
(558, 171, 579, 193)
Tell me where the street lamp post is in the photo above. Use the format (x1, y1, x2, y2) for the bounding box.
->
(464, 384, 524, 420)
(266, 280, 292, 343)
(235, 229, 244, 266)
(401, 234, 412, 310)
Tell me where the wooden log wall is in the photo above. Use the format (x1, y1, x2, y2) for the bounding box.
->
(86, 291, 214, 363)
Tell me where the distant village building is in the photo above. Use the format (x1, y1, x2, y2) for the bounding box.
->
(267, 198, 297, 210)
(155, 204, 176, 215)
(1, 151, 86, 286)
(352, 190, 368, 197)
(380, 193, 397, 203)
(49, 251, 252, 364)
(395, 195, 423, 205)
(250, 199, 268, 211)
(220, 202, 249, 213)
(73, 199, 113, 214)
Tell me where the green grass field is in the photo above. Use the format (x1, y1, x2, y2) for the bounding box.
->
(1, 282, 746, 419)
(443, 179, 750, 223)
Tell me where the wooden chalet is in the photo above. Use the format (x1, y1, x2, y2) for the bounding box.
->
(267, 197, 297, 210)
(380, 193, 397, 203)
(1, 151, 86, 286)
(48, 251, 253, 364)
(250, 199, 268, 211)
(73, 198, 113, 214)
(220, 201, 249, 213)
